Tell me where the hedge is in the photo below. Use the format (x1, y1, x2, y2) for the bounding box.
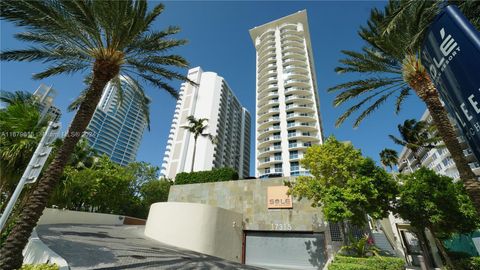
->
(175, 167, 239, 185)
(449, 256, 480, 270)
(328, 255, 404, 270)
(20, 264, 59, 270)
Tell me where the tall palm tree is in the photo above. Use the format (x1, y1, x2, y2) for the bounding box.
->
(0, 1, 192, 268)
(181, 115, 215, 172)
(379, 148, 398, 170)
(388, 119, 440, 157)
(328, 1, 480, 213)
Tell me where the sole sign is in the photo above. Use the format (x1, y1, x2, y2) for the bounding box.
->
(422, 5, 480, 162)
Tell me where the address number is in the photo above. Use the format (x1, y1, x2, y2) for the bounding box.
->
(271, 223, 293, 230)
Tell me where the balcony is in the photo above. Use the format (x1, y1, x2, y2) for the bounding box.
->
(280, 33, 303, 42)
(285, 95, 313, 103)
(258, 39, 275, 53)
(259, 31, 275, 42)
(258, 45, 276, 59)
(284, 78, 310, 87)
(284, 86, 310, 94)
(258, 63, 277, 76)
(285, 103, 314, 112)
(259, 125, 281, 134)
(258, 81, 278, 93)
(258, 134, 282, 148)
(259, 51, 276, 63)
(258, 98, 280, 110)
(258, 91, 279, 102)
(282, 52, 307, 61)
(287, 122, 317, 131)
(258, 69, 277, 82)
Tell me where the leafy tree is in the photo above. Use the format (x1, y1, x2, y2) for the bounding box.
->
(288, 136, 398, 234)
(49, 156, 135, 214)
(388, 119, 440, 157)
(379, 148, 398, 170)
(396, 167, 480, 268)
(181, 115, 215, 172)
(0, 1, 193, 266)
(139, 178, 172, 215)
(328, 0, 480, 213)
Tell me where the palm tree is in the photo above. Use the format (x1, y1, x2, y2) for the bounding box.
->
(328, 1, 480, 213)
(379, 148, 398, 170)
(181, 115, 215, 172)
(0, 1, 192, 267)
(388, 119, 440, 157)
(0, 101, 46, 209)
(0, 90, 34, 106)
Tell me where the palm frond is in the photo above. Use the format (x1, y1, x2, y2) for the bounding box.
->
(394, 87, 411, 114)
(353, 90, 395, 128)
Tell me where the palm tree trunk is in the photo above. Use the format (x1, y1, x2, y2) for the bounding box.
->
(0, 60, 119, 270)
(191, 136, 197, 172)
(415, 78, 480, 214)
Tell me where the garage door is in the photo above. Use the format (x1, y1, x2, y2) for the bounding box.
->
(245, 231, 326, 270)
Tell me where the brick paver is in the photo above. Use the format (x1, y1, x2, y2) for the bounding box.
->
(36, 224, 264, 270)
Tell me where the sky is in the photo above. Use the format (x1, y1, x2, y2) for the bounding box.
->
(0, 1, 427, 176)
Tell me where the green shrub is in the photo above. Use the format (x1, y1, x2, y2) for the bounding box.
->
(20, 264, 59, 270)
(449, 256, 480, 270)
(329, 255, 404, 270)
(175, 167, 239, 185)
(328, 263, 372, 270)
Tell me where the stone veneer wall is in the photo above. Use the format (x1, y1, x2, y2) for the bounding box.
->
(168, 177, 328, 232)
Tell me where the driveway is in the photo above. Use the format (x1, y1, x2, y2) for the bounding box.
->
(36, 224, 264, 270)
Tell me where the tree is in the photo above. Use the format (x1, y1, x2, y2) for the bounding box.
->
(388, 119, 440, 157)
(181, 115, 215, 172)
(0, 97, 47, 210)
(0, 90, 34, 106)
(396, 167, 479, 268)
(379, 148, 398, 170)
(288, 136, 398, 236)
(327, 1, 480, 213)
(0, 1, 192, 267)
(139, 178, 172, 216)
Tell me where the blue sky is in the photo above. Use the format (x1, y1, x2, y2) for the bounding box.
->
(0, 1, 427, 176)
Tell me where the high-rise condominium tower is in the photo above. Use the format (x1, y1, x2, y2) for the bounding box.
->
(161, 67, 251, 179)
(86, 76, 148, 166)
(33, 84, 61, 122)
(249, 10, 324, 178)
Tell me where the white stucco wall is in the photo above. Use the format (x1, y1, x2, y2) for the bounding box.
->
(144, 202, 243, 262)
(23, 230, 69, 270)
(38, 208, 125, 225)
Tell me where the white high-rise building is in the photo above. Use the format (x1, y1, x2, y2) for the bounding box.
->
(249, 10, 324, 178)
(161, 67, 251, 179)
(397, 109, 480, 179)
(33, 84, 61, 122)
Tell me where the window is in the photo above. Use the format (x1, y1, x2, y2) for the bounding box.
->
(286, 112, 294, 118)
(274, 163, 282, 173)
(290, 150, 299, 159)
(273, 142, 281, 150)
(287, 120, 295, 127)
(289, 140, 297, 148)
(274, 152, 282, 161)
(264, 168, 270, 174)
(304, 142, 312, 147)
(290, 161, 299, 172)
(288, 130, 296, 137)
(273, 132, 281, 139)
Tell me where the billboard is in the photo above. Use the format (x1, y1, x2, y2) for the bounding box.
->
(422, 5, 480, 162)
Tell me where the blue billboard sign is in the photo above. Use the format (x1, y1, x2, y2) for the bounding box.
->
(422, 5, 480, 162)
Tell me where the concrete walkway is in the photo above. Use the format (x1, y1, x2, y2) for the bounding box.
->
(36, 224, 264, 270)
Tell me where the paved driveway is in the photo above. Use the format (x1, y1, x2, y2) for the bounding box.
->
(36, 224, 264, 270)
